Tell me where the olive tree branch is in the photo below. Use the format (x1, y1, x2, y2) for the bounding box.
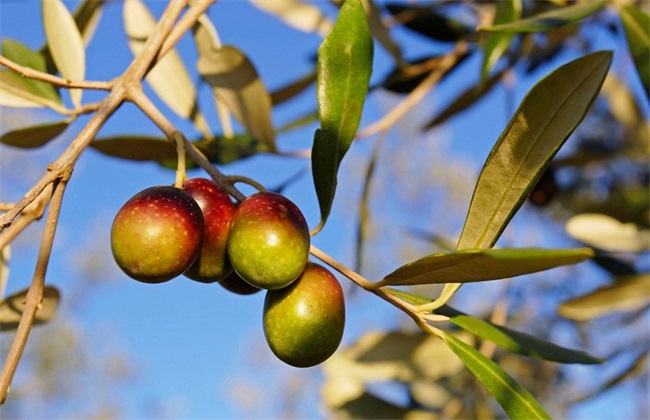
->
(0, 177, 66, 404)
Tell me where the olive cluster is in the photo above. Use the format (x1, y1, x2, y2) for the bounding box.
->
(110, 178, 345, 367)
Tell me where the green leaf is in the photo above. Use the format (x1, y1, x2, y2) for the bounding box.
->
(619, 6, 650, 96)
(195, 26, 275, 151)
(0, 286, 61, 331)
(558, 274, 650, 321)
(124, 0, 210, 137)
(435, 329, 552, 419)
(312, 0, 373, 227)
(42, 0, 86, 107)
(390, 289, 604, 365)
(0, 71, 66, 111)
(2, 39, 61, 104)
(373, 248, 593, 288)
(480, 0, 521, 83)
(478, 0, 607, 33)
(458, 51, 612, 250)
(1, 120, 69, 148)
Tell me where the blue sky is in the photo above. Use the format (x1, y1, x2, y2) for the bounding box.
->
(1, 0, 647, 418)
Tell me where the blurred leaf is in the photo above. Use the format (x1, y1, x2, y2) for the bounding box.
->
(385, 3, 472, 42)
(423, 69, 504, 129)
(478, 0, 607, 33)
(558, 274, 650, 321)
(619, 5, 650, 96)
(457, 51, 612, 251)
(312, 0, 373, 227)
(436, 328, 552, 420)
(270, 72, 316, 106)
(355, 137, 383, 273)
(480, 0, 521, 84)
(566, 213, 650, 253)
(195, 23, 275, 150)
(250, 0, 332, 36)
(90, 136, 177, 161)
(42, 0, 86, 107)
(90, 135, 260, 166)
(0, 71, 66, 111)
(124, 0, 210, 136)
(0, 285, 61, 331)
(2, 39, 61, 104)
(41, 0, 106, 72)
(373, 248, 593, 288)
(363, 0, 404, 66)
(336, 392, 409, 418)
(1, 120, 69, 148)
(392, 288, 604, 364)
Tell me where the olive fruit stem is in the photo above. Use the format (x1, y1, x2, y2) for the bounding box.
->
(173, 132, 187, 188)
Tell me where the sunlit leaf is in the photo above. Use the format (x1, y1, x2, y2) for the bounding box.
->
(385, 3, 472, 42)
(312, 0, 373, 227)
(0, 71, 66, 111)
(480, 0, 521, 83)
(195, 23, 275, 151)
(250, 0, 332, 36)
(566, 213, 650, 253)
(2, 39, 61, 104)
(436, 328, 552, 419)
(458, 51, 612, 250)
(124, 0, 210, 137)
(390, 290, 604, 364)
(619, 5, 650, 96)
(42, 0, 86, 107)
(373, 248, 593, 288)
(478, 0, 607, 33)
(558, 274, 650, 321)
(0, 285, 61, 331)
(1, 120, 69, 148)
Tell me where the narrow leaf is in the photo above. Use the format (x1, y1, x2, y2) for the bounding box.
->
(478, 0, 607, 33)
(1, 120, 69, 148)
(0, 71, 66, 111)
(558, 274, 650, 321)
(619, 6, 650, 96)
(124, 0, 210, 137)
(195, 33, 275, 151)
(436, 329, 552, 419)
(90, 136, 178, 161)
(42, 0, 86, 107)
(0, 285, 61, 331)
(457, 51, 612, 250)
(312, 0, 373, 227)
(2, 39, 61, 104)
(566, 213, 650, 253)
(480, 0, 521, 83)
(374, 248, 593, 288)
(390, 289, 604, 364)
(423, 69, 505, 129)
(250, 0, 333, 36)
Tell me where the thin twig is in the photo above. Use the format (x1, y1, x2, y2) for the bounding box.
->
(0, 55, 112, 91)
(0, 177, 67, 403)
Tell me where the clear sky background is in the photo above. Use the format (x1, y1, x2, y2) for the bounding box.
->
(0, 0, 646, 418)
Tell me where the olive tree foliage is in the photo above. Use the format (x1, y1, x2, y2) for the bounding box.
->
(0, 0, 648, 417)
